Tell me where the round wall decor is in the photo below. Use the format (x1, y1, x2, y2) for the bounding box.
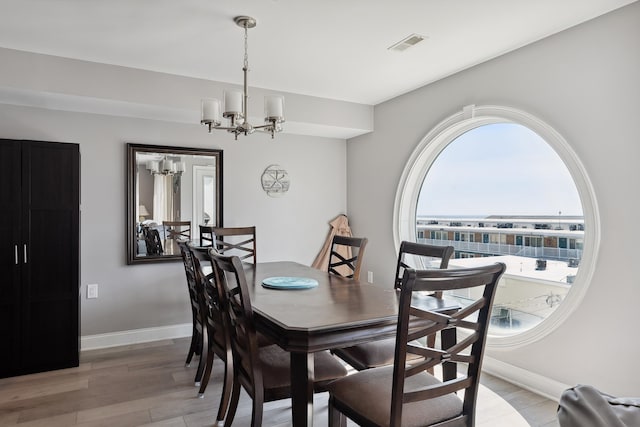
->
(261, 164, 290, 197)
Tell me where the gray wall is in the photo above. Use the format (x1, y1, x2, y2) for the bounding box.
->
(347, 3, 640, 396)
(0, 93, 348, 338)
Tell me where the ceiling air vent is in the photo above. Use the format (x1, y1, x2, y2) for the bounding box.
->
(388, 33, 426, 52)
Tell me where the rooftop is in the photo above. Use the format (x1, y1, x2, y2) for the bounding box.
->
(450, 255, 577, 284)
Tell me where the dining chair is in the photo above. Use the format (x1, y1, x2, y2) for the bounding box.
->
(328, 235, 368, 281)
(393, 241, 455, 289)
(142, 226, 163, 255)
(163, 220, 191, 240)
(332, 241, 455, 371)
(199, 224, 215, 247)
(327, 262, 506, 427)
(209, 250, 348, 427)
(188, 244, 233, 423)
(211, 226, 257, 263)
(176, 240, 205, 385)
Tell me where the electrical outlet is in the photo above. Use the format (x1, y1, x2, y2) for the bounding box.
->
(87, 283, 99, 299)
(367, 271, 374, 283)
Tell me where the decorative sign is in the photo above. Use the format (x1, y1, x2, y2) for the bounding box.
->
(261, 164, 290, 197)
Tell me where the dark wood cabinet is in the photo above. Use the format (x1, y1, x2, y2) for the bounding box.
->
(0, 139, 80, 378)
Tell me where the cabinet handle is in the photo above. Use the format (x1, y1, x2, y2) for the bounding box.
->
(15, 245, 19, 265)
(23, 244, 27, 264)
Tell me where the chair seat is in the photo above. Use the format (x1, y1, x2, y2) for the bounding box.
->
(257, 345, 348, 400)
(327, 365, 463, 427)
(333, 339, 424, 371)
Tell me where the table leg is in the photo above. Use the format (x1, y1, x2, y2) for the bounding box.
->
(290, 351, 314, 426)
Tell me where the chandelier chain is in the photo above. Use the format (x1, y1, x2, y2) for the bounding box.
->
(243, 25, 249, 71)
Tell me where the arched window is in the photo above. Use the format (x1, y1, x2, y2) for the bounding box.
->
(393, 105, 600, 348)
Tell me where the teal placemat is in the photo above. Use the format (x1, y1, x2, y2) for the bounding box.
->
(262, 276, 319, 290)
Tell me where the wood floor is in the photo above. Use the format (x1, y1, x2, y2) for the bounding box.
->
(0, 338, 560, 426)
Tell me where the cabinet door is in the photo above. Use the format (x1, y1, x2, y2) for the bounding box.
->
(0, 140, 22, 377)
(21, 141, 80, 373)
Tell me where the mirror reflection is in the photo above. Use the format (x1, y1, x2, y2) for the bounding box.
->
(127, 144, 223, 264)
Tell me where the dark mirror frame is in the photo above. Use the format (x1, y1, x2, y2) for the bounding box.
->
(126, 143, 223, 264)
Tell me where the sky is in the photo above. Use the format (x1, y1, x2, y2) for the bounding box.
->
(417, 123, 584, 217)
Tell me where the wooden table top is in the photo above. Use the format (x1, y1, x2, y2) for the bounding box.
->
(242, 261, 459, 352)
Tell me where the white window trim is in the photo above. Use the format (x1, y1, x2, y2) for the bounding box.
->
(393, 104, 601, 349)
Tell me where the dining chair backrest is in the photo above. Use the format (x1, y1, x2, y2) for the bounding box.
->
(211, 226, 257, 264)
(176, 240, 204, 369)
(190, 245, 228, 357)
(189, 244, 234, 419)
(209, 250, 263, 402)
(390, 263, 506, 426)
(199, 225, 215, 247)
(143, 226, 163, 255)
(177, 239, 201, 328)
(163, 220, 192, 240)
(394, 241, 454, 290)
(328, 235, 368, 281)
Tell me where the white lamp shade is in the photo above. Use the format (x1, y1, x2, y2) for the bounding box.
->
(224, 90, 243, 115)
(161, 159, 174, 173)
(146, 160, 159, 173)
(201, 98, 221, 123)
(265, 95, 285, 120)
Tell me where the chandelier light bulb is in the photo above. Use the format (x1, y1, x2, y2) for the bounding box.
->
(223, 90, 243, 116)
(265, 95, 284, 121)
(201, 98, 221, 125)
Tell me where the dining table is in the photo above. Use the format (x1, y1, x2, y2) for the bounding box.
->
(240, 260, 460, 427)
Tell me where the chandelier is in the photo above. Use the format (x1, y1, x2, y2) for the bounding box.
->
(146, 157, 185, 176)
(200, 16, 285, 140)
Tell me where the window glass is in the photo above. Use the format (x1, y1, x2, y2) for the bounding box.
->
(416, 123, 584, 337)
(394, 105, 600, 347)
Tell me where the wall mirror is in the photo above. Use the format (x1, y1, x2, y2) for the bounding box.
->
(126, 143, 223, 264)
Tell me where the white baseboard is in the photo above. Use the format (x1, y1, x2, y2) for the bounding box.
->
(483, 355, 570, 402)
(81, 323, 192, 351)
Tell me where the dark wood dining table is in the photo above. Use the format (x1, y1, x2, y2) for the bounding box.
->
(241, 261, 459, 427)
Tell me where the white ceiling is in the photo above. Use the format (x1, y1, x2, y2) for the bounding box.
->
(0, 0, 635, 105)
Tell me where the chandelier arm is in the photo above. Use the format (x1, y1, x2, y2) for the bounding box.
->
(212, 126, 241, 131)
(254, 122, 280, 139)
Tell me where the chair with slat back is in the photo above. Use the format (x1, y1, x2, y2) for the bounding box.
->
(209, 251, 348, 427)
(394, 242, 457, 373)
(176, 240, 205, 385)
(163, 220, 191, 240)
(332, 241, 455, 371)
(199, 225, 215, 247)
(212, 226, 256, 263)
(143, 226, 163, 255)
(393, 241, 455, 291)
(188, 244, 233, 423)
(328, 235, 368, 281)
(327, 262, 506, 427)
